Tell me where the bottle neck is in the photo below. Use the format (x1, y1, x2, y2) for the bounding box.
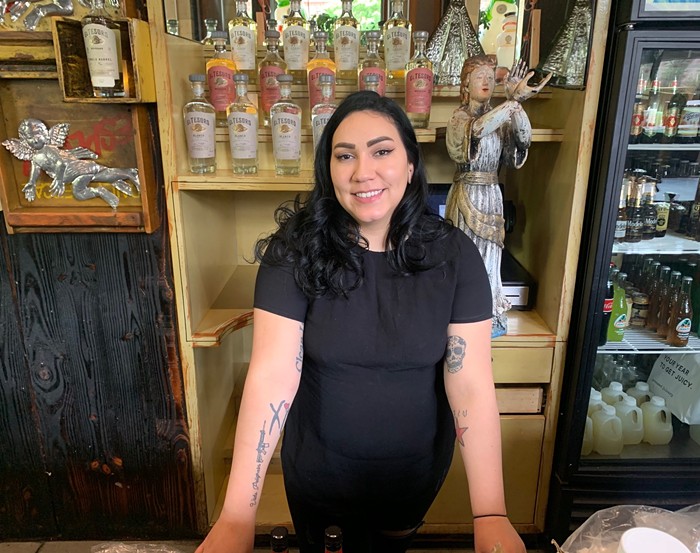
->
(319, 84, 333, 103)
(289, 0, 303, 17)
(91, 0, 107, 11)
(236, 1, 249, 16)
(315, 38, 328, 55)
(366, 38, 379, 55)
(191, 82, 206, 99)
(214, 40, 227, 54)
(341, 1, 353, 17)
(266, 40, 279, 54)
(235, 83, 249, 100)
(279, 85, 293, 101)
(389, 0, 404, 18)
(682, 279, 693, 295)
(413, 38, 427, 57)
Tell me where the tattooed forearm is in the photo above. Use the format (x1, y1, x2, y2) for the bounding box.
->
(269, 400, 290, 434)
(453, 409, 469, 447)
(295, 324, 304, 373)
(445, 335, 467, 373)
(250, 421, 269, 506)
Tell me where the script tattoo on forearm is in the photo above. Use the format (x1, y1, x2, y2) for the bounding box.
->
(453, 408, 469, 447)
(295, 324, 304, 373)
(446, 335, 467, 373)
(250, 421, 270, 507)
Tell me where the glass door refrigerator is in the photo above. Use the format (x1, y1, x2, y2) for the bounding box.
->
(547, 0, 700, 542)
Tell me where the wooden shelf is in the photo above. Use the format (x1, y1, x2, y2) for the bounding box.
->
(189, 263, 555, 347)
(612, 231, 700, 255)
(215, 125, 446, 143)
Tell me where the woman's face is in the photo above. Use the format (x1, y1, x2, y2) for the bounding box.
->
(467, 65, 495, 103)
(330, 110, 413, 250)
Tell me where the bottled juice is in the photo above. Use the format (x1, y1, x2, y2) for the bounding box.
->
(641, 396, 673, 445)
(592, 404, 624, 455)
(601, 381, 625, 405)
(581, 415, 593, 456)
(626, 381, 652, 406)
(614, 395, 644, 445)
(588, 388, 605, 416)
(607, 272, 627, 341)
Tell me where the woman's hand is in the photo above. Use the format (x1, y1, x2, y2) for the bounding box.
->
(195, 515, 255, 553)
(474, 516, 526, 553)
(504, 60, 552, 103)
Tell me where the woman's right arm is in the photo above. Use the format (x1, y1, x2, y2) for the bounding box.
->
(195, 307, 304, 553)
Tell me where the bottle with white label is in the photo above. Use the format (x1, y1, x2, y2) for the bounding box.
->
(228, 0, 258, 84)
(183, 74, 216, 174)
(405, 31, 433, 129)
(283, 0, 309, 85)
(591, 404, 624, 455)
(311, 74, 336, 150)
(270, 74, 302, 175)
(383, 0, 411, 84)
(227, 73, 258, 174)
(626, 381, 652, 407)
(601, 381, 625, 405)
(614, 395, 644, 445)
(333, 0, 360, 85)
(642, 396, 673, 445)
(81, 0, 125, 97)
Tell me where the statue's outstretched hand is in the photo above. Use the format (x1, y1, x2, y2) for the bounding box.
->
(505, 60, 552, 103)
(22, 183, 36, 202)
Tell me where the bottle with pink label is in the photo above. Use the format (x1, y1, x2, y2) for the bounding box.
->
(358, 30, 386, 96)
(405, 30, 433, 128)
(258, 30, 287, 126)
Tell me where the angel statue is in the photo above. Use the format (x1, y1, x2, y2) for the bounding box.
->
(445, 56, 551, 338)
(3, 0, 74, 31)
(2, 118, 140, 209)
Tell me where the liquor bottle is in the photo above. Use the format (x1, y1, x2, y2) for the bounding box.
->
(629, 78, 646, 144)
(607, 271, 627, 342)
(383, 0, 412, 84)
(201, 18, 219, 45)
(183, 74, 216, 174)
(657, 270, 682, 338)
(687, 177, 700, 238)
(270, 526, 289, 553)
(258, 30, 287, 127)
(625, 179, 643, 243)
(228, 0, 258, 84)
(358, 30, 386, 96)
(307, 31, 336, 110)
(661, 77, 686, 144)
(614, 179, 628, 244)
(206, 31, 237, 127)
(667, 276, 693, 347)
(324, 526, 343, 553)
(363, 73, 381, 94)
(270, 74, 302, 175)
(311, 74, 337, 150)
(655, 193, 670, 237)
(333, 0, 360, 85)
(405, 30, 434, 129)
(646, 265, 670, 332)
(283, 0, 310, 84)
(641, 79, 662, 144)
(81, 0, 125, 98)
(227, 73, 258, 174)
(641, 178, 657, 240)
(599, 262, 615, 347)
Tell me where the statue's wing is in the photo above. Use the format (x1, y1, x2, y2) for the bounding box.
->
(48, 123, 70, 147)
(1, 138, 36, 161)
(66, 147, 98, 159)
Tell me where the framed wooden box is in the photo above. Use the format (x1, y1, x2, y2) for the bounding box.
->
(51, 17, 155, 103)
(0, 31, 57, 78)
(0, 78, 159, 233)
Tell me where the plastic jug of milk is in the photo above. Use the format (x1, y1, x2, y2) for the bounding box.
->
(626, 381, 652, 406)
(614, 396, 644, 445)
(641, 396, 673, 445)
(601, 381, 625, 405)
(689, 424, 700, 446)
(617, 527, 691, 553)
(581, 415, 593, 456)
(588, 388, 606, 416)
(592, 404, 623, 455)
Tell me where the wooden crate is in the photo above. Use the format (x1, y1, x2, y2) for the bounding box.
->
(51, 17, 155, 103)
(0, 79, 159, 233)
(0, 31, 57, 78)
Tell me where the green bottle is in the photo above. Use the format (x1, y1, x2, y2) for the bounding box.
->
(608, 272, 628, 342)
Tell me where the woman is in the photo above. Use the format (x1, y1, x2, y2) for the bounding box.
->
(196, 91, 525, 553)
(445, 56, 550, 337)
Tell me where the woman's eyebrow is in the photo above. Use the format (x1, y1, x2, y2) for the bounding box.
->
(333, 136, 395, 150)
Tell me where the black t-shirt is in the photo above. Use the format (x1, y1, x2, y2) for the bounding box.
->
(254, 226, 492, 511)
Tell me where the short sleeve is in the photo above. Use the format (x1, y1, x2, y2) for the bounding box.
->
(254, 261, 308, 322)
(450, 230, 493, 323)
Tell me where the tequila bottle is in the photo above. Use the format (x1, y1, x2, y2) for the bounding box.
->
(183, 74, 216, 174)
(333, 0, 360, 85)
(228, 0, 258, 84)
(206, 31, 237, 127)
(358, 30, 386, 96)
(258, 30, 287, 126)
(363, 73, 380, 94)
(283, 0, 310, 85)
(227, 73, 259, 174)
(270, 74, 302, 176)
(311, 74, 336, 149)
(201, 18, 218, 45)
(81, 0, 125, 98)
(405, 31, 433, 129)
(383, 0, 411, 83)
(307, 31, 336, 110)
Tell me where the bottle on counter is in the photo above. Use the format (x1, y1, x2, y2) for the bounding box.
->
(667, 275, 693, 347)
(324, 526, 343, 553)
(642, 396, 673, 445)
(270, 526, 289, 553)
(258, 30, 287, 127)
(81, 0, 125, 98)
(405, 30, 433, 129)
(206, 31, 237, 127)
(383, 0, 412, 84)
(358, 30, 387, 96)
(228, 0, 258, 84)
(307, 31, 336, 110)
(227, 73, 258, 174)
(283, 0, 310, 85)
(183, 74, 216, 174)
(311, 74, 337, 150)
(333, 0, 360, 85)
(270, 74, 302, 176)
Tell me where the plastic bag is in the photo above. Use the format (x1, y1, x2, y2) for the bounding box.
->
(552, 504, 700, 553)
(91, 544, 184, 553)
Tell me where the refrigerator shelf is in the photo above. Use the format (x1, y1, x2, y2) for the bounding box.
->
(612, 232, 700, 254)
(599, 327, 700, 354)
(628, 144, 700, 151)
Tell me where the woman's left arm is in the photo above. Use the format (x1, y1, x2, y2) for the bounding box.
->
(444, 318, 526, 553)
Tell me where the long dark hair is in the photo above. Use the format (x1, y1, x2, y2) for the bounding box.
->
(255, 91, 451, 299)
